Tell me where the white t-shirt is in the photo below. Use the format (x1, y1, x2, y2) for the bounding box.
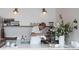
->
(32, 26, 41, 33)
(32, 26, 49, 35)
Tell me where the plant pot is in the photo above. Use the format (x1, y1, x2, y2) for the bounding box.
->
(59, 35, 65, 47)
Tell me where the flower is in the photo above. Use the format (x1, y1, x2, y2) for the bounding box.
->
(55, 20, 73, 37)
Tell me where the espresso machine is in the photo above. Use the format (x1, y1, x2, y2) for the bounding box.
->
(49, 22, 55, 43)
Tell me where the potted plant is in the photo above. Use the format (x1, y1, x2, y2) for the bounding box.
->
(55, 20, 73, 47)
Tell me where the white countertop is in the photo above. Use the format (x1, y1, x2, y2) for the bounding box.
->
(1, 44, 77, 50)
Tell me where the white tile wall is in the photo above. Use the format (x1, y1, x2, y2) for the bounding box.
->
(4, 27, 32, 40)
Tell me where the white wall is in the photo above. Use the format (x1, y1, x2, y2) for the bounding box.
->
(56, 8, 79, 43)
(1, 8, 79, 43)
(0, 8, 56, 26)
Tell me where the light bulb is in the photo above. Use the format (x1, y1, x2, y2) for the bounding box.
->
(42, 12, 47, 15)
(13, 11, 18, 15)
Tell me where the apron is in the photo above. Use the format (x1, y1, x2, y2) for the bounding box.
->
(30, 36, 41, 45)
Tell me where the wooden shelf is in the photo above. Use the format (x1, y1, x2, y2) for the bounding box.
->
(3, 25, 51, 27)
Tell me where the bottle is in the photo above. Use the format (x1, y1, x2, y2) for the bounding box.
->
(21, 35, 25, 42)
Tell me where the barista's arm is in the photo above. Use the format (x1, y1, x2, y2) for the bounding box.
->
(31, 32, 42, 36)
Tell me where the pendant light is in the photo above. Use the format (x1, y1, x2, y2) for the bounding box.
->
(42, 8, 47, 15)
(13, 8, 19, 15)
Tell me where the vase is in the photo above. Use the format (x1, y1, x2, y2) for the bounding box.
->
(59, 35, 65, 47)
(71, 41, 79, 48)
